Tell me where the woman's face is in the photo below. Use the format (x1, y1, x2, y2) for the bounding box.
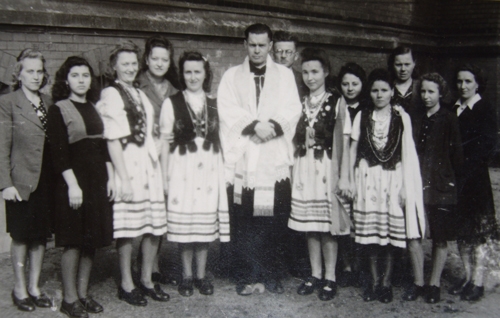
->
(420, 80, 441, 109)
(370, 80, 394, 109)
(18, 58, 44, 93)
(456, 71, 479, 100)
(302, 60, 327, 94)
(183, 60, 205, 93)
(393, 52, 415, 82)
(114, 51, 138, 84)
(67, 65, 91, 98)
(341, 73, 362, 102)
(146, 47, 171, 78)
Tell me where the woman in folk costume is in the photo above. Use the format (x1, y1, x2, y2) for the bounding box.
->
(288, 48, 351, 301)
(160, 51, 229, 297)
(137, 35, 181, 287)
(349, 69, 425, 303)
(96, 41, 169, 306)
(448, 64, 498, 302)
(335, 62, 368, 288)
(47, 56, 114, 318)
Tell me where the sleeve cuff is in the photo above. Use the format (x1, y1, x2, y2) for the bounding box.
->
(241, 120, 259, 136)
(269, 119, 284, 137)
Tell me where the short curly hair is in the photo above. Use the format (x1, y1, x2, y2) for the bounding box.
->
(454, 63, 487, 94)
(106, 40, 141, 83)
(51, 56, 101, 104)
(12, 48, 49, 91)
(178, 51, 212, 93)
(419, 72, 449, 102)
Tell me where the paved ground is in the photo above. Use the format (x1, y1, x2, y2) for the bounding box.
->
(1, 170, 500, 318)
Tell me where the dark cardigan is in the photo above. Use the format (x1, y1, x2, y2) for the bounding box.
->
(413, 107, 463, 205)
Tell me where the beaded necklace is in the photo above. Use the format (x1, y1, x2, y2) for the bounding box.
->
(183, 90, 207, 137)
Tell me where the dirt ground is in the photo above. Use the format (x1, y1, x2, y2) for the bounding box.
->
(1, 170, 500, 318)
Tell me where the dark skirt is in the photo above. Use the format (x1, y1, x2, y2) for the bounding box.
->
(457, 164, 499, 244)
(425, 204, 458, 242)
(53, 140, 113, 249)
(6, 144, 53, 241)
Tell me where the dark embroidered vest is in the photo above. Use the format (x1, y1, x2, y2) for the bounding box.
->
(110, 82, 147, 148)
(169, 91, 220, 155)
(356, 108, 403, 170)
(293, 94, 337, 160)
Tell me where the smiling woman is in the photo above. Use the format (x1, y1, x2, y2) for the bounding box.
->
(96, 40, 169, 307)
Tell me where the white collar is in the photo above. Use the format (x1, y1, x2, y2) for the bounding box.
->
(455, 93, 482, 110)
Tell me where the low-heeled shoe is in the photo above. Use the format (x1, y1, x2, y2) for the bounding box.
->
(318, 280, 337, 301)
(265, 279, 284, 294)
(425, 285, 441, 304)
(297, 276, 321, 295)
(378, 286, 393, 303)
(12, 291, 35, 312)
(152, 272, 180, 286)
(448, 279, 471, 296)
(178, 278, 194, 297)
(363, 284, 378, 302)
(79, 295, 103, 313)
(461, 284, 484, 301)
(194, 278, 214, 295)
(28, 292, 51, 308)
(402, 283, 425, 301)
(60, 300, 88, 318)
(118, 287, 147, 306)
(139, 283, 170, 302)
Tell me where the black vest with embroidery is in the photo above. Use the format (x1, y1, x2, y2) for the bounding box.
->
(356, 108, 403, 170)
(293, 94, 338, 160)
(169, 91, 220, 155)
(109, 82, 147, 148)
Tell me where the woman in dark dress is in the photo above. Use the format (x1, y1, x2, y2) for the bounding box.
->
(137, 35, 180, 286)
(47, 56, 114, 318)
(0, 49, 53, 312)
(448, 64, 499, 302)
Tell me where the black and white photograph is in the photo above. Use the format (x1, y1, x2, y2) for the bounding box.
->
(0, 1, 499, 317)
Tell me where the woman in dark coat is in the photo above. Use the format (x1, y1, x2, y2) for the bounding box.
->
(449, 63, 499, 302)
(47, 56, 114, 318)
(0, 49, 53, 312)
(412, 73, 463, 303)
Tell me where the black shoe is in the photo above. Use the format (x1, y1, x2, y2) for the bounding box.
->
(265, 279, 284, 294)
(448, 279, 471, 296)
(11, 291, 35, 312)
(363, 284, 378, 302)
(297, 276, 321, 295)
(338, 271, 353, 288)
(236, 283, 254, 296)
(60, 300, 88, 318)
(425, 285, 441, 304)
(118, 287, 147, 306)
(194, 278, 214, 295)
(152, 272, 180, 286)
(378, 286, 393, 303)
(318, 280, 337, 301)
(139, 283, 170, 302)
(79, 295, 103, 313)
(28, 292, 51, 308)
(402, 283, 425, 301)
(178, 278, 194, 297)
(461, 284, 484, 301)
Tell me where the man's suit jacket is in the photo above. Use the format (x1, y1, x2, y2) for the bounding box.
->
(0, 89, 52, 200)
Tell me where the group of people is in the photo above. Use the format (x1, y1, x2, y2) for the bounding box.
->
(0, 22, 498, 317)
